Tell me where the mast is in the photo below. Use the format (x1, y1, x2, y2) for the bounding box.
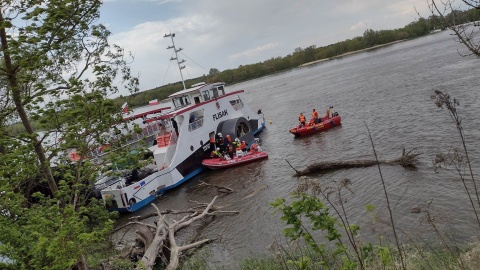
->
(164, 32, 186, 90)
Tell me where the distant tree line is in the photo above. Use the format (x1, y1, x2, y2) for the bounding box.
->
(7, 8, 480, 136)
(8, 6, 476, 135)
(115, 8, 480, 109)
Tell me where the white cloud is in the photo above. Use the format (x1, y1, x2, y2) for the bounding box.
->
(102, 0, 434, 95)
(229, 43, 280, 61)
(350, 20, 373, 31)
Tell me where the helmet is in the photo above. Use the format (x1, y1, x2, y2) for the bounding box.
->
(216, 147, 220, 151)
(217, 132, 223, 137)
(235, 138, 240, 142)
(242, 141, 245, 144)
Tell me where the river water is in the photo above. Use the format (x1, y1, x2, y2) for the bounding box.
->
(117, 31, 480, 267)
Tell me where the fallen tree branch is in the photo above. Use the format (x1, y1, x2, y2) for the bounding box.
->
(291, 148, 423, 176)
(165, 196, 219, 270)
(110, 196, 236, 270)
(139, 204, 167, 269)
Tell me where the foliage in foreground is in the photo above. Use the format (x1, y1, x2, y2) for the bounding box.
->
(0, 1, 140, 269)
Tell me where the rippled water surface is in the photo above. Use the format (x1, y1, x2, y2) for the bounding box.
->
(118, 32, 480, 267)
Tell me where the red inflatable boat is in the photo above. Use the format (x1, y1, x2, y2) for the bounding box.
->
(289, 115, 341, 137)
(202, 151, 268, 170)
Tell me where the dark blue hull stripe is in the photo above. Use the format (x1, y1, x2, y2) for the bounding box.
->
(111, 167, 205, 213)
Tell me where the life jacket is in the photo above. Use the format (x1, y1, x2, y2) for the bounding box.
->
(326, 109, 329, 118)
(250, 143, 258, 153)
(312, 111, 318, 119)
(226, 136, 232, 143)
(227, 144, 233, 153)
(240, 142, 247, 149)
(299, 115, 306, 122)
(211, 150, 221, 158)
(234, 142, 241, 151)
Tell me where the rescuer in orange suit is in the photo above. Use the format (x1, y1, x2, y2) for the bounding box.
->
(240, 140, 248, 156)
(312, 109, 319, 124)
(299, 113, 306, 127)
(209, 135, 215, 151)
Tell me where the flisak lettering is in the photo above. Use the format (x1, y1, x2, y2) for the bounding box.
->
(213, 109, 228, 121)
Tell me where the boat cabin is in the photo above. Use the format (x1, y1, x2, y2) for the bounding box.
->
(169, 82, 226, 110)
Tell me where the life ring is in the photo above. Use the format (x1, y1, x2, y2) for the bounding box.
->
(128, 198, 137, 206)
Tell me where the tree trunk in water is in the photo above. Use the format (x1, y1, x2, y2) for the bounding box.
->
(291, 149, 422, 176)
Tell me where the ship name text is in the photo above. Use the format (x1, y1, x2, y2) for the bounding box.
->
(213, 109, 228, 121)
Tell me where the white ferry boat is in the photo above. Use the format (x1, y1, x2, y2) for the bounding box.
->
(98, 33, 266, 213)
(99, 81, 266, 212)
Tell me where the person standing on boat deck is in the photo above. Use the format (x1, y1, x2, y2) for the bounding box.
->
(189, 114, 195, 129)
(209, 135, 215, 151)
(215, 133, 227, 155)
(299, 113, 306, 127)
(233, 138, 241, 150)
(312, 109, 319, 124)
(226, 143, 234, 159)
(171, 117, 179, 136)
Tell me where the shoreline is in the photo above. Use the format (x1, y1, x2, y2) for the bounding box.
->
(299, 39, 408, 67)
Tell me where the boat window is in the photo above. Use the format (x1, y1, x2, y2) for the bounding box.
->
(194, 96, 200, 104)
(218, 86, 225, 95)
(212, 88, 219, 98)
(229, 96, 244, 111)
(202, 90, 210, 101)
(188, 109, 205, 131)
(172, 97, 183, 108)
(183, 96, 190, 105)
(172, 95, 191, 109)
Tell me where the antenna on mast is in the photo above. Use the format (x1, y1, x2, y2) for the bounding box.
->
(164, 32, 186, 90)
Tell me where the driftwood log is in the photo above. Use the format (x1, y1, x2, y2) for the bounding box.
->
(110, 196, 238, 270)
(289, 149, 422, 176)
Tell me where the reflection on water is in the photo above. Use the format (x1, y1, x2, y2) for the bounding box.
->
(117, 31, 480, 267)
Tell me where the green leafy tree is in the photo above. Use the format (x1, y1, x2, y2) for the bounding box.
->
(208, 67, 220, 75)
(0, 0, 139, 268)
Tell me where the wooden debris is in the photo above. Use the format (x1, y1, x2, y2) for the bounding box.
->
(111, 196, 237, 270)
(291, 148, 423, 176)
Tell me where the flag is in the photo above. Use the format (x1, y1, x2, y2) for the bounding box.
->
(121, 102, 128, 113)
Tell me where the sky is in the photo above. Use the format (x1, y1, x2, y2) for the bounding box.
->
(99, 0, 433, 96)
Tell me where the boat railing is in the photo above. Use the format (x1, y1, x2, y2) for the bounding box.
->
(161, 132, 177, 169)
(188, 117, 204, 131)
(91, 122, 163, 157)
